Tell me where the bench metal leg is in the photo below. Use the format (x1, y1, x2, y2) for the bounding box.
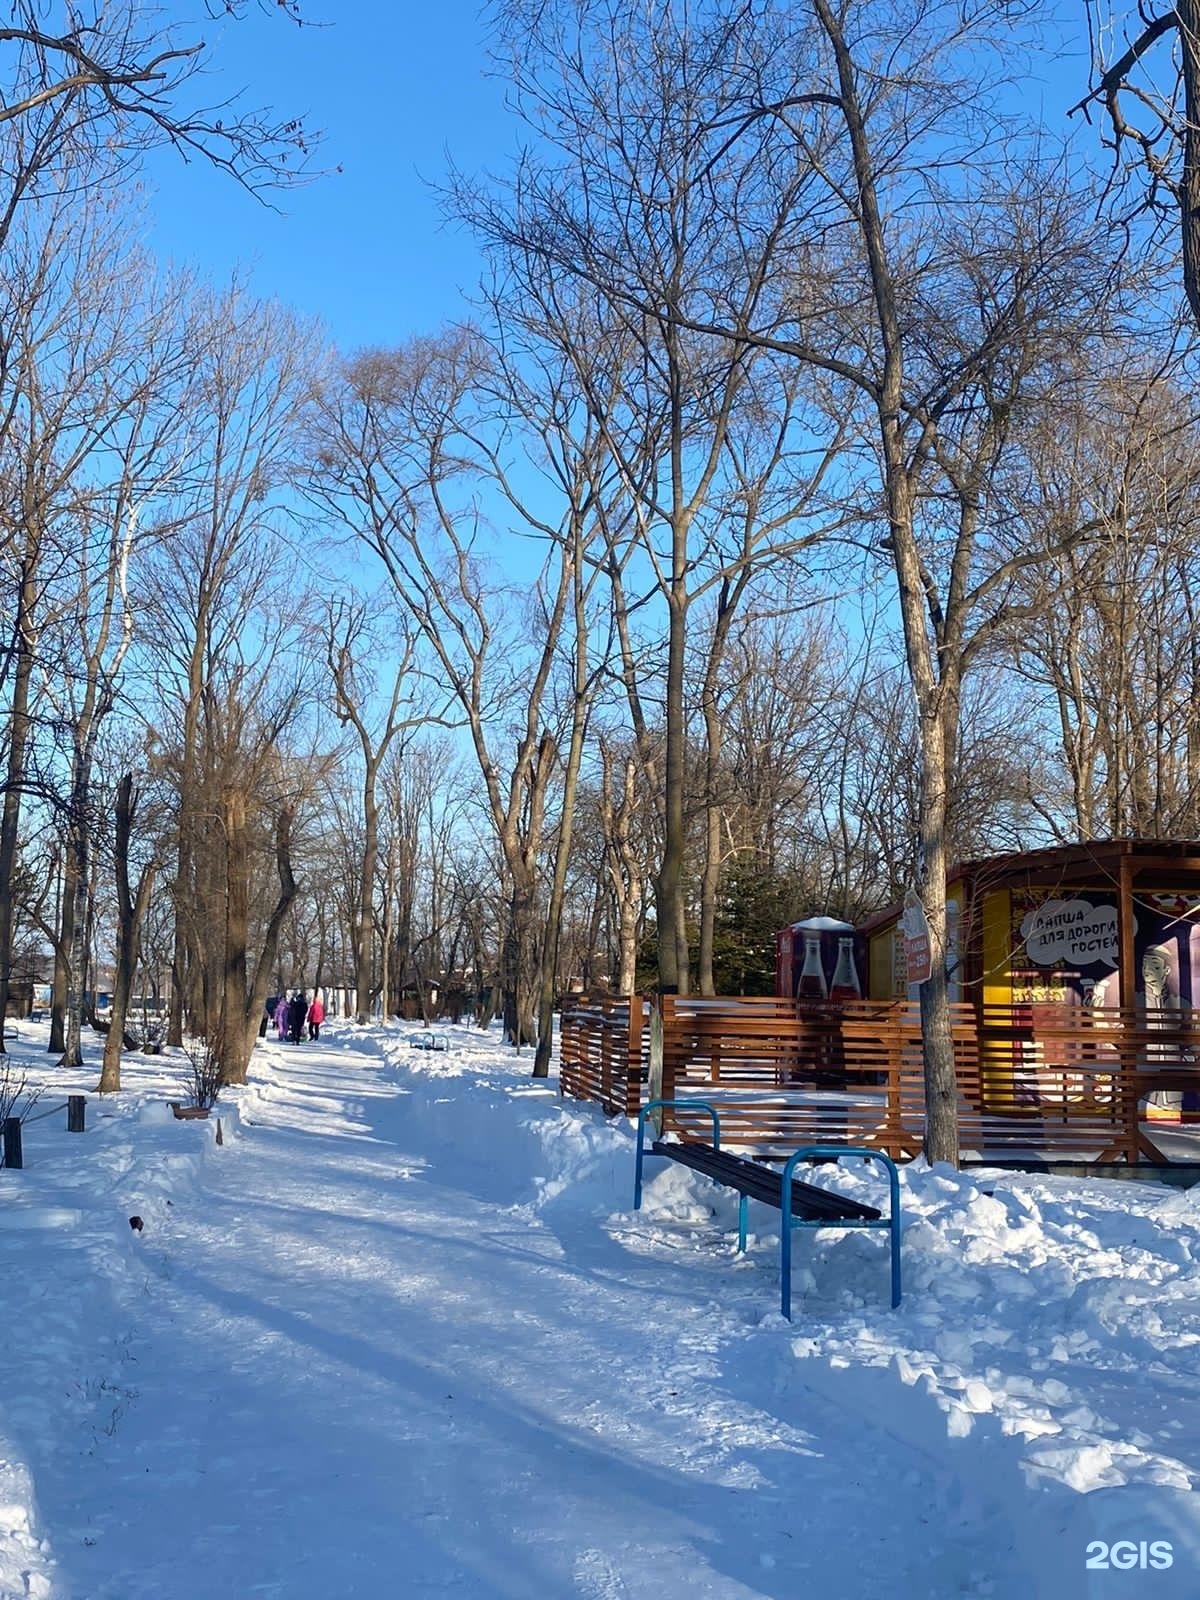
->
(633, 1111, 649, 1211)
(779, 1146, 902, 1320)
(737, 1193, 748, 1252)
(781, 1218, 793, 1319)
(633, 1099, 722, 1211)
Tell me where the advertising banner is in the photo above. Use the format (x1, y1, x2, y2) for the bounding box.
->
(1010, 889, 1200, 1115)
(1013, 890, 1200, 1011)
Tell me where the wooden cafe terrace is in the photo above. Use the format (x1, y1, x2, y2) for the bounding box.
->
(559, 841, 1200, 1172)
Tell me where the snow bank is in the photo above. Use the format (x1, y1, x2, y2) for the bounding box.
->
(375, 1023, 1200, 1590)
(373, 1025, 1200, 1474)
(0, 1027, 257, 1597)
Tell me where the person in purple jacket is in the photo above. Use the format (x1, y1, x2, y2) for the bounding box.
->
(274, 993, 290, 1041)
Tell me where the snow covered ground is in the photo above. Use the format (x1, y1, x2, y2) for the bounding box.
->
(2, 1020, 1200, 1599)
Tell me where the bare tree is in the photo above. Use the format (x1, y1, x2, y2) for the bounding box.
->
(306, 334, 588, 1052)
(780, 28, 1109, 1160)
(0, 198, 197, 1063)
(1072, 0, 1200, 328)
(0, 1, 316, 224)
(322, 598, 426, 1024)
(1000, 360, 1200, 837)
(595, 738, 646, 993)
(463, 1, 846, 994)
(141, 286, 322, 1048)
(485, 0, 1116, 1161)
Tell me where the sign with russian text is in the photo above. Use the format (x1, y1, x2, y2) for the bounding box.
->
(1020, 898, 1119, 970)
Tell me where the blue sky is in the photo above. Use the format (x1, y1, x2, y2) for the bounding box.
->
(135, 0, 1103, 612)
(143, 1, 508, 352)
(142, 3, 1098, 356)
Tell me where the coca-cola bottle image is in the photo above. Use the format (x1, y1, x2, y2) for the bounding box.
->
(796, 934, 828, 999)
(829, 935, 862, 1002)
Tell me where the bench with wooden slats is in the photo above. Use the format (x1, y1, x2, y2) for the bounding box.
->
(633, 1098, 902, 1319)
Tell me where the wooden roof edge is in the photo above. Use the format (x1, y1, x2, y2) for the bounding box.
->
(953, 837, 1200, 883)
(836, 839, 1200, 938)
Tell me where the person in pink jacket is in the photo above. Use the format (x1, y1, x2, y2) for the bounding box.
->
(307, 994, 325, 1041)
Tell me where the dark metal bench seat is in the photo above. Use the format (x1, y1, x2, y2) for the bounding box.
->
(648, 1138, 881, 1223)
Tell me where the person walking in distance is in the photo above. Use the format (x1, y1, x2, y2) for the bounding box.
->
(275, 993, 290, 1042)
(287, 991, 308, 1045)
(307, 992, 325, 1042)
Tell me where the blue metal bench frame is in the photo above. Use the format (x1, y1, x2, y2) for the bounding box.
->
(633, 1098, 902, 1319)
(410, 1031, 450, 1052)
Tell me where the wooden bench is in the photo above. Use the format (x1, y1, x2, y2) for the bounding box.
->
(633, 1098, 901, 1319)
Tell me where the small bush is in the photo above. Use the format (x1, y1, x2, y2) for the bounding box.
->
(179, 1036, 223, 1110)
(0, 1058, 42, 1125)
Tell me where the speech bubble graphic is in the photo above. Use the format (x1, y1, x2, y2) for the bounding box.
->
(1020, 898, 1120, 969)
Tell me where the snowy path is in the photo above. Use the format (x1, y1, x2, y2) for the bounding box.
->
(6, 1029, 1019, 1600)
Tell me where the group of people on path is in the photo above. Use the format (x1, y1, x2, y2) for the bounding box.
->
(266, 991, 325, 1045)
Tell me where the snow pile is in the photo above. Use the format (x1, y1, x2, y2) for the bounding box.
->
(768, 1160, 1200, 1486)
(372, 1026, 1200, 1595)
(372, 1031, 1200, 1470)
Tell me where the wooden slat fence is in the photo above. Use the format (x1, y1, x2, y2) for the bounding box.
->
(559, 995, 649, 1117)
(559, 994, 1200, 1164)
(659, 996, 945, 1160)
(974, 1003, 1200, 1164)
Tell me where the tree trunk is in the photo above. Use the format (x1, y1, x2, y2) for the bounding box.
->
(169, 645, 206, 1047)
(502, 875, 539, 1047)
(915, 707, 958, 1164)
(1179, 0, 1200, 329)
(814, 0, 959, 1161)
(697, 588, 739, 996)
(674, 897, 690, 996)
(533, 743, 581, 1077)
(313, 904, 327, 1001)
(886, 475, 959, 1164)
(223, 804, 298, 1085)
(600, 748, 642, 996)
(99, 774, 156, 1093)
(219, 785, 249, 1077)
(167, 853, 189, 1049)
(655, 592, 688, 992)
(0, 534, 38, 1051)
(534, 558, 591, 1077)
(49, 850, 76, 1056)
(697, 787, 721, 996)
(354, 759, 380, 1024)
(380, 864, 393, 1023)
(60, 803, 91, 1069)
